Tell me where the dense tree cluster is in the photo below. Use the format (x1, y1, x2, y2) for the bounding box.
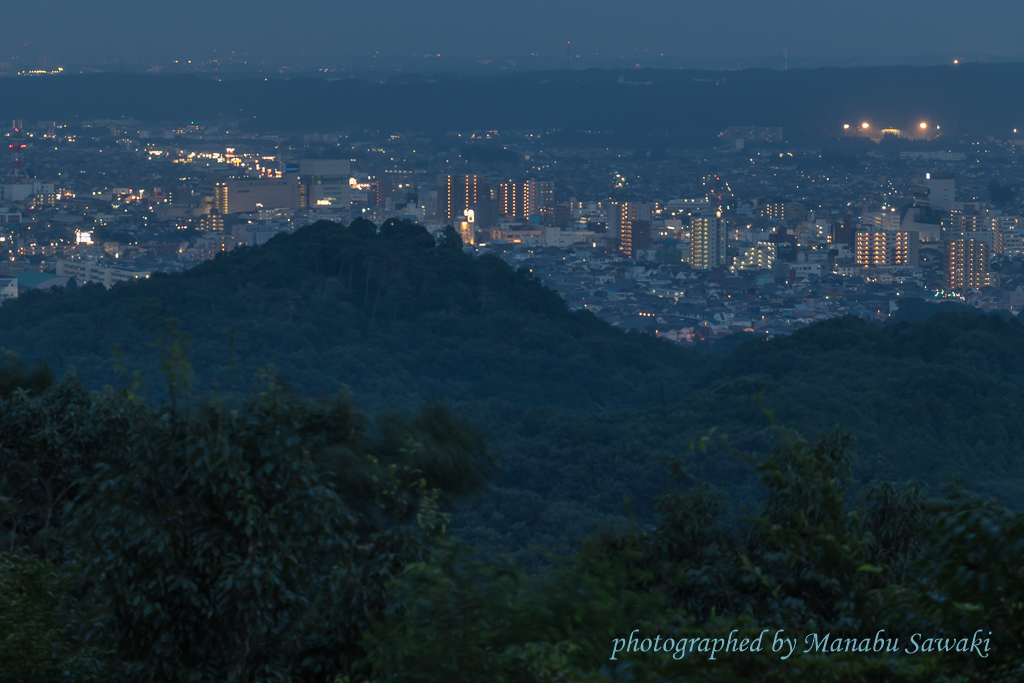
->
(0, 366, 1021, 680)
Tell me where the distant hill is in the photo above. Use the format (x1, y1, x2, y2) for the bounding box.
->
(4, 220, 1024, 563)
(450, 312, 1024, 560)
(0, 64, 1022, 145)
(0, 219, 696, 411)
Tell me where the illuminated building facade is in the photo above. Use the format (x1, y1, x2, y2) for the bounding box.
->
(214, 176, 300, 214)
(455, 217, 475, 246)
(371, 174, 409, 208)
(540, 202, 570, 227)
(608, 201, 652, 258)
(947, 238, 992, 290)
(759, 200, 803, 221)
(996, 224, 1024, 257)
(949, 213, 998, 233)
(734, 241, 776, 271)
(854, 231, 919, 267)
(499, 180, 538, 219)
(297, 159, 351, 209)
(438, 174, 491, 224)
(55, 259, 152, 289)
(537, 181, 555, 210)
(862, 210, 902, 232)
(690, 216, 727, 270)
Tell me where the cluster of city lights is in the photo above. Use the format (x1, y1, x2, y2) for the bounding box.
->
(842, 121, 937, 132)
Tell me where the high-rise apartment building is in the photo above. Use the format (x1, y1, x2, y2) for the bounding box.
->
(608, 201, 652, 258)
(438, 174, 491, 224)
(537, 181, 555, 210)
(690, 216, 727, 269)
(996, 221, 1024, 257)
(854, 231, 919, 267)
(947, 238, 992, 290)
(541, 202, 570, 228)
(371, 174, 410, 208)
(499, 180, 538, 219)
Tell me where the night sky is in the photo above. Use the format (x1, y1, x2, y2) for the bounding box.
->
(3, 0, 1023, 71)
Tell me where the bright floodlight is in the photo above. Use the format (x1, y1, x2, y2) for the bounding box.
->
(843, 124, 850, 129)
(861, 122, 869, 129)
(920, 122, 928, 129)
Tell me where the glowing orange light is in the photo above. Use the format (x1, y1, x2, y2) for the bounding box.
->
(920, 122, 928, 130)
(861, 122, 870, 129)
(843, 124, 850, 129)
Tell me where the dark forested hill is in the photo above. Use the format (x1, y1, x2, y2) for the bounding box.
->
(0, 219, 696, 412)
(2, 63, 1024, 144)
(451, 312, 1024, 559)
(3, 220, 1024, 562)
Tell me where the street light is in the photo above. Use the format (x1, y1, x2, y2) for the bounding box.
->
(920, 122, 928, 130)
(861, 122, 870, 129)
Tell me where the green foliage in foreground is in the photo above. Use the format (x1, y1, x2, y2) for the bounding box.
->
(0, 369, 491, 682)
(0, 365, 1023, 681)
(371, 430, 1023, 682)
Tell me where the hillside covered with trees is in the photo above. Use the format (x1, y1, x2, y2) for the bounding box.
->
(0, 219, 696, 412)
(3, 218, 1024, 679)
(2, 218, 1024, 562)
(0, 369, 1021, 681)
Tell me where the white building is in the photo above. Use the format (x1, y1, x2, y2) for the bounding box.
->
(296, 159, 351, 209)
(55, 259, 152, 289)
(0, 181, 55, 202)
(0, 277, 16, 302)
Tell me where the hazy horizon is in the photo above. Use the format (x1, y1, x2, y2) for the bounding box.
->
(4, 0, 1024, 73)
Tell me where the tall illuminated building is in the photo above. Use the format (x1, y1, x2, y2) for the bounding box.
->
(854, 231, 919, 267)
(438, 174, 491, 223)
(690, 216, 727, 269)
(499, 180, 538, 219)
(608, 201, 652, 258)
(947, 238, 991, 290)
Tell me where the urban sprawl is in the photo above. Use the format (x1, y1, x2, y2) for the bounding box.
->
(1, 120, 1020, 344)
